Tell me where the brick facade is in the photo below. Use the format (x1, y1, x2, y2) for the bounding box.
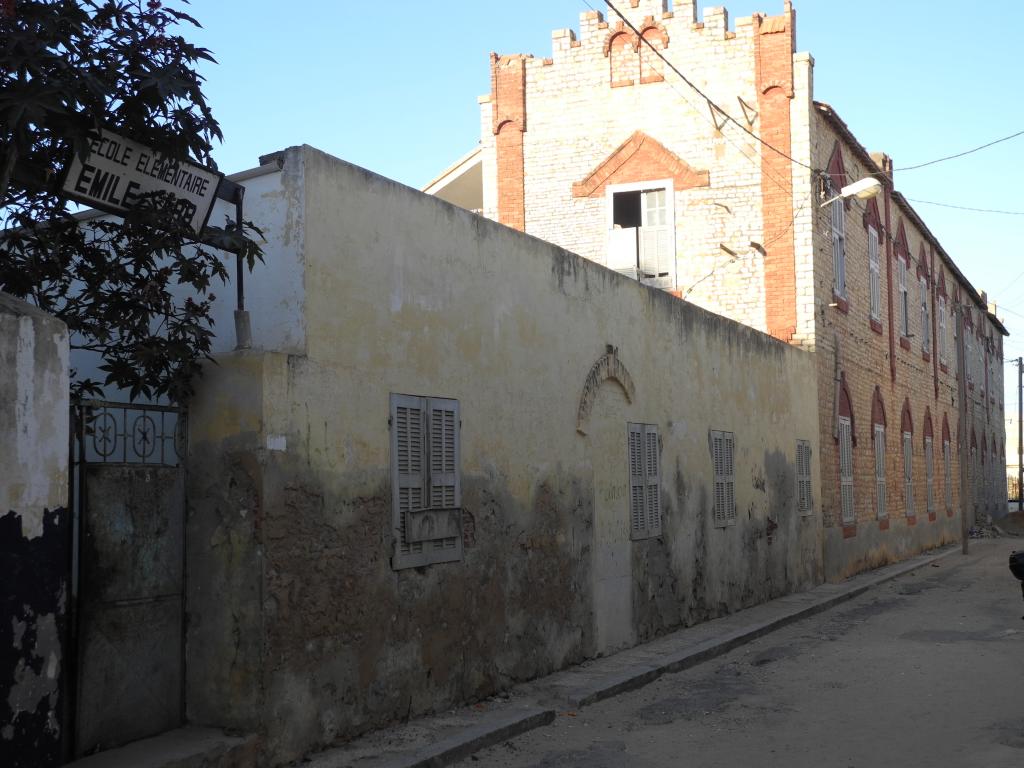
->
(475, 0, 1007, 580)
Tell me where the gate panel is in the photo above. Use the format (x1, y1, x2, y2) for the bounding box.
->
(72, 402, 185, 757)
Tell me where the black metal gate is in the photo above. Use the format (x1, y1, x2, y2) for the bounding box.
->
(68, 400, 186, 758)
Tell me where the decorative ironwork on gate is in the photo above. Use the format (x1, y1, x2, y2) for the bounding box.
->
(73, 399, 185, 467)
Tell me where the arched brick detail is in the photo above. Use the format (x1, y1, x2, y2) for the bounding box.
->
(970, 427, 977, 453)
(826, 140, 848, 197)
(900, 397, 913, 435)
(638, 21, 669, 83)
(838, 371, 857, 445)
(571, 131, 710, 198)
(490, 53, 527, 231)
(604, 25, 639, 87)
(923, 406, 934, 447)
(862, 197, 882, 233)
(942, 413, 951, 445)
(916, 244, 929, 280)
(937, 271, 947, 299)
(871, 385, 886, 427)
(981, 433, 987, 465)
(893, 219, 911, 267)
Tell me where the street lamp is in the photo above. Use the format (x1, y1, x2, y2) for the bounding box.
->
(819, 177, 883, 207)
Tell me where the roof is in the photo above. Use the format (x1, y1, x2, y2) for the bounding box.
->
(814, 101, 1007, 337)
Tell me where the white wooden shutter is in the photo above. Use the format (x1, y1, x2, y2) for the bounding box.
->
(390, 393, 463, 569)
(644, 426, 662, 536)
(903, 431, 914, 517)
(925, 437, 934, 515)
(938, 298, 947, 364)
(839, 417, 854, 524)
(874, 425, 886, 519)
(868, 226, 880, 320)
(831, 198, 846, 297)
(608, 227, 639, 279)
(628, 423, 646, 537)
(639, 227, 673, 288)
(901, 260, 909, 335)
(943, 441, 952, 512)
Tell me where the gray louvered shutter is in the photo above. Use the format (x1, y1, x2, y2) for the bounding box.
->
(712, 431, 726, 526)
(925, 437, 934, 515)
(628, 422, 646, 537)
(724, 433, 736, 522)
(427, 398, 461, 554)
(391, 394, 426, 562)
(903, 431, 914, 517)
(644, 425, 662, 536)
(874, 425, 886, 519)
(796, 439, 812, 515)
(839, 417, 854, 524)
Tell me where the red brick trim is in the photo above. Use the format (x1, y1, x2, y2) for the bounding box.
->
(901, 398, 914, 435)
(900, 336, 911, 351)
(870, 318, 883, 335)
(879, 518, 890, 531)
(842, 524, 857, 539)
(639, 74, 664, 84)
(940, 362, 949, 374)
(755, 7, 797, 343)
(922, 350, 930, 363)
(928, 512, 937, 522)
(571, 131, 710, 198)
(907, 515, 917, 526)
(838, 371, 857, 445)
(871, 386, 887, 427)
(832, 293, 849, 314)
(490, 54, 527, 231)
(862, 197, 882, 233)
(947, 507, 955, 518)
(825, 141, 851, 210)
(611, 78, 635, 88)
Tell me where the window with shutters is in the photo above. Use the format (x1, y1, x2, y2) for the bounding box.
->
(920, 276, 931, 354)
(943, 439, 952, 513)
(796, 439, 813, 516)
(607, 180, 675, 289)
(874, 424, 886, 520)
(903, 431, 914, 517)
(830, 188, 846, 298)
(938, 296, 947, 366)
(838, 416, 854, 524)
(898, 259, 910, 338)
(389, 393, 463, 570)
(628, 423, 662, 539)
(868, 225, 881, 321)
(925, 436, 935, 516)
(711, 430, 736, 527)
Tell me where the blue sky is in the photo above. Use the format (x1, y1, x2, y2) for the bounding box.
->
(188, 0, 1024, 400)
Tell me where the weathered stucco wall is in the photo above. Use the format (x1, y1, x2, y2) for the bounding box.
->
(0, 293, 69, 767)
(188, 146, 822, 765)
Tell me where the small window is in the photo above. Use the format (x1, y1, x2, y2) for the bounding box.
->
(628, 422, 662, 539)
(874, 424, 886, 520)
(925, 436, 935, 516)
(830, 190, 846, 298)
(711, 430, 736, 527)
(868, 225, 881, 321)
(943, 439, 952, 513)
(903, 431, 914, 517)
(390, 393, 463, 570)
(898, 260, 910, 337)
(796, 439, 813, 516)
(838, 416, 854, 524)
(608, 185, 675, 288)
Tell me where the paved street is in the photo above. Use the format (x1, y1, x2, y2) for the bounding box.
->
(456, 540, 1024, 768)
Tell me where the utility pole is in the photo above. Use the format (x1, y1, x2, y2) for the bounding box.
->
(956, 306, 970, 554)
(1018, 357, 1022, 512)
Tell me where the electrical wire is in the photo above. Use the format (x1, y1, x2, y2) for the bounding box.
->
(895, 129, 1024, 172)
(905, 198, 1024, 216)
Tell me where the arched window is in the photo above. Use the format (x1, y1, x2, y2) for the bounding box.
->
(871, 387, 887, 521)
(837, 373, 855, 525)
(923, 407, 935, 517)
(901, 399, 914, 518)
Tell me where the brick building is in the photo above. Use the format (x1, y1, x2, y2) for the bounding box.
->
(430, 0, 1008, 579)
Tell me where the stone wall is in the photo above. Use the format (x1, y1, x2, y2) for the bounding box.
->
(0, 293, 70, 767)
(186, 146, 822, 765)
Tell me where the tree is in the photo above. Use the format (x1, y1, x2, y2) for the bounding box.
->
(0, 0, 261, 402)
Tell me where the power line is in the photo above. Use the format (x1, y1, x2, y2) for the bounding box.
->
(895, 129, 1024, 171)
(905, 198, 1024, 216)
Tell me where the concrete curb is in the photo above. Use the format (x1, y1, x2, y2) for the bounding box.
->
(305, 545, 959, 768)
